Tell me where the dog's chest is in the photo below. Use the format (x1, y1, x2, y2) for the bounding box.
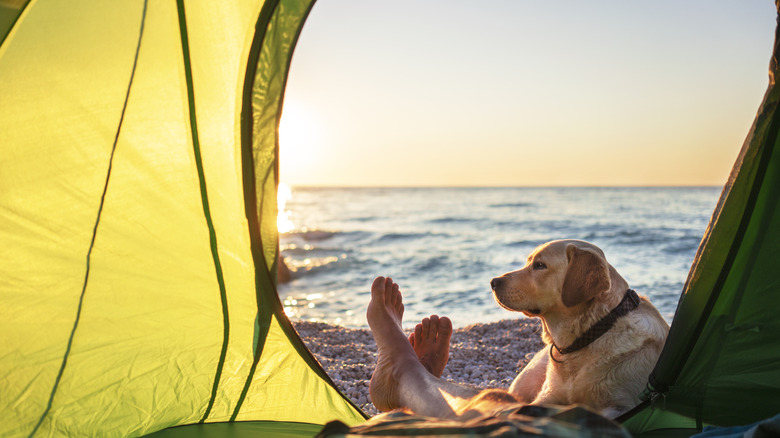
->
(550, 358, 580, 381)
(545, 356, 600, 404)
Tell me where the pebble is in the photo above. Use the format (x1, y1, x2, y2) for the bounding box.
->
(293, 318, 545, 417)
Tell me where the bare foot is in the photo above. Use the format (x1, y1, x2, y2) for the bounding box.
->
(366, 277, 420, 412)
(408, 315, 452, 378)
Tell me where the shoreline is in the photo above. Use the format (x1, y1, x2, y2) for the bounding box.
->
(293, 317, 545, 417)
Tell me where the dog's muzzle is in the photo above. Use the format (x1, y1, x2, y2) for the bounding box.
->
(490, 277, 539, 315)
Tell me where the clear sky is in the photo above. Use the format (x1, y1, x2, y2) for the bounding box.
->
(279, 1, 776, 187)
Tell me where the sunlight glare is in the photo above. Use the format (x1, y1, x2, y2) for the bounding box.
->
(277, 182, 295, 233)
(279, 100, 323, 182)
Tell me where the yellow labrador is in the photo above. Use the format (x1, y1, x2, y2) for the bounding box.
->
(490, 239, 669, 418)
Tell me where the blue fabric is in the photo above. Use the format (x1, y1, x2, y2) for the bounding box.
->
(692, 414, 780, 438)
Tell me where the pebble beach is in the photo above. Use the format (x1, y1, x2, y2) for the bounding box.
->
(279, 187, 715, 418)
(293, 318, 545, 416)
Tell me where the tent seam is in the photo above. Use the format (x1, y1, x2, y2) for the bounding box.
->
(230, 0, 366, 420)
(230, 0, 281, 418)
(174, 1, 232, 424)
(27, 1, 149, 436)
(230, 160, 275, 422)
(0, 0, 33, 51)
(262, 0, 368, 418)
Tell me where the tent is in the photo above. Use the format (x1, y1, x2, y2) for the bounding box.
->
(1, 0, 778, 437)
(1, 0, 365, 436)
(618, 2, 780, 435)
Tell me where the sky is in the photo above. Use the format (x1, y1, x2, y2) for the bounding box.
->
(279, 0, 777, 187)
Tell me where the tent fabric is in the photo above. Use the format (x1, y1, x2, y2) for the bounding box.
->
(144, 421, 328, 438)
(0, 0, 28, 43)
(4, 0, 780, 437)
(0, 0, 364, 437)
(622, 2, 780, 435)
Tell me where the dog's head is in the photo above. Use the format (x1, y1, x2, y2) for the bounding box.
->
(490, 240, 612, 316)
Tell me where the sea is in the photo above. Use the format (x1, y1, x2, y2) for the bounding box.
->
(277, 186, 722, 329)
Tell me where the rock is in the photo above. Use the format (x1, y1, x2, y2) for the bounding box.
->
(277, 254, 292, 284)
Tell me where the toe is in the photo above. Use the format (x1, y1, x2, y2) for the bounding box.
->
(421, 317, 431, 339)
(429, 314, 440, 333)
(414, 323, 423, 345)
(371, 276, 386, 294)
(408, 332, 415, 347)
(384, 277, 394, 305)
(392, 283, 401, 305)
(439, 316, 453, 341)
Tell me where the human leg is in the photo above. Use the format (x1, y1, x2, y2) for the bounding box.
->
(367, 277, 518, 419)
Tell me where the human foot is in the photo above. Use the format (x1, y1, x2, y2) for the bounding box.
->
(408, 315, 452, 378)
(367, 277, 419, 412)
(366, 276, 404, 330)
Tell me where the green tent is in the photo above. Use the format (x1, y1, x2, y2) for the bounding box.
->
(2, 0, 779, 437)
(1, 0, 364, 436)
(620, 2, 780, 435)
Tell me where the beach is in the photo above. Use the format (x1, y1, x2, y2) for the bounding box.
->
(280, 187, 717, 415)
(293, 317, 545, 416)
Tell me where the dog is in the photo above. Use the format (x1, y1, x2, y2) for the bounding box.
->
(490, 239, 669, 418)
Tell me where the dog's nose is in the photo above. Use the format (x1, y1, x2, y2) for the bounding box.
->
(490, 277, 502, 291)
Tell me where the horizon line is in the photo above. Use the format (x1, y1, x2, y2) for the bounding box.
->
(280, 183, 724, 189)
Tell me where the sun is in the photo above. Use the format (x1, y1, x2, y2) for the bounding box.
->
(278, 100, 323, 181)
(278, 100, 322, 233)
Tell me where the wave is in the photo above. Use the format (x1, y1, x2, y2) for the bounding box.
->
(427, 217, 481, 224)
(489, 202, 533, 208)
(348, 216, 380, 222)
(282, 246, 351, 257)
(505, 239, 545, 248)
(286, 230, 336, 241)
(661, 237, 703, 255)
(415, 255, 449, 271)
(282, 229, 373, 242)
(583, 227, 696, 247)
(374, 232, 444, 242)
(283, 254, 346, 278)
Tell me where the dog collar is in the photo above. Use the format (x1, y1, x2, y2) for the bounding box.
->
(549, 289, 641, 363)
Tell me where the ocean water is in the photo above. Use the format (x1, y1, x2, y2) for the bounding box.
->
(277, 186, 722, 329)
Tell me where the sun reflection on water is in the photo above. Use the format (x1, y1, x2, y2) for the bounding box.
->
(277, 182, 295, 233)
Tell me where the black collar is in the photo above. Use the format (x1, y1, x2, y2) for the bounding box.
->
(549, 289, 640, 363)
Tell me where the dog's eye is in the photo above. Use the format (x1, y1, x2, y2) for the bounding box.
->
(533, 261, 547, 270)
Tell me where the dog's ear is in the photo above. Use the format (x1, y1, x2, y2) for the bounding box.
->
(561, 244, 611, 307)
